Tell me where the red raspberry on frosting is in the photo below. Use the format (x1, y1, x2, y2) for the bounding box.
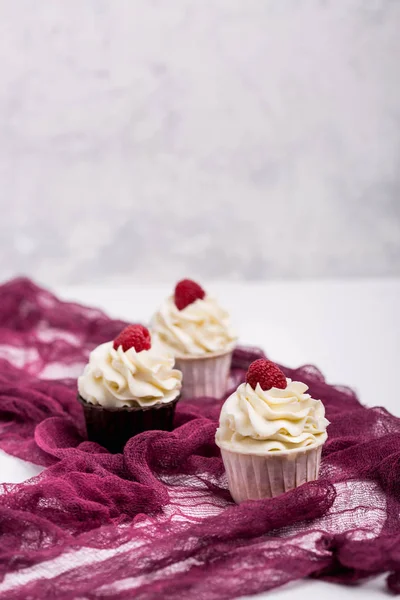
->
(246, 358, 287, 391)
(174, 279, 206, 310)
(113, 324, 151, 353)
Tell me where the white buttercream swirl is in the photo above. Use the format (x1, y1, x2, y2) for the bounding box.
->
(216, 379, 329, 454)
(78, 341, 182, 408)
(151, 295, 237, 357)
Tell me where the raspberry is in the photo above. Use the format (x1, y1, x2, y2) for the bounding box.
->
(174, 279, 206, 310)
(113, 325, 151, 353)
(246, 358, 287, 391)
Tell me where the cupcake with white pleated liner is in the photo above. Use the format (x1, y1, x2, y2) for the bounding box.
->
(151, 279, 237, 399)
(215, 358, 329, 503)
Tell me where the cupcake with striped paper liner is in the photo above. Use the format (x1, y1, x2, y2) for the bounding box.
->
(216, 358, 329, 502)
(151, 279, 237, 400)
(78, 324, 182, 453)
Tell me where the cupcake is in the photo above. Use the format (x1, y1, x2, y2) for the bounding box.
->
(215, 358, 329, 503)
(78, 324, 182, 453)
(151, 279, 237, 399)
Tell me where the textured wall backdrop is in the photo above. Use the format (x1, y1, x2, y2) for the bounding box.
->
(0, 0, 399, 285)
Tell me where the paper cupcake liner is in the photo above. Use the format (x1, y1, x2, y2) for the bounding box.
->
(78, 395, 179, 453)
(220, 444, 323, 503)
(174, 349, 233, 400)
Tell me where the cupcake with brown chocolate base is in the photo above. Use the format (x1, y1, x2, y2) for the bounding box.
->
(78, 324, 182, 453)
(151, 279, 237, 400)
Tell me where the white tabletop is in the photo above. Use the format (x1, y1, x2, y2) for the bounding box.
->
(1, 278, 399, 598)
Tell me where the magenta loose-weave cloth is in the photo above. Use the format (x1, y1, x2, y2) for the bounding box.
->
(0, 278, 399, 599)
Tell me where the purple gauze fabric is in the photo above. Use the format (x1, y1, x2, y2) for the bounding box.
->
(0, 277, 399, 599)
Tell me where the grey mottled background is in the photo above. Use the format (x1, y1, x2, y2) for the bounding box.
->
(0, 0, 399, 285)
